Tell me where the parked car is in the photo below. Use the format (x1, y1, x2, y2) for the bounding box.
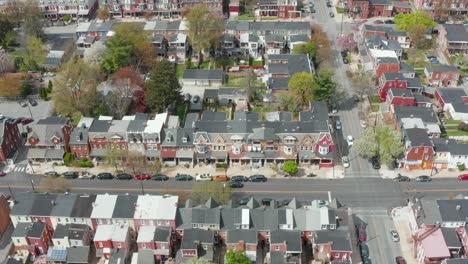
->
(371, 157, 381, 169)
(331, 103, 338, 113)
(152, 174, 169, 181)
(353, 95, 360, 102)
(196, 173, 212, 181)
(78, 172, 95, 179)
(373, 19, 384, 24)
(226, 181, 244, 188)
(326, 1, 332, 7)
(342, 156, 350, 168)
(0, 172, 6, 177)
(231, 175, 249, 182)
(359, 242, 369, 257)
(393, 174, 410, 182)
(28, 99, 37, 106)
(384, 19, 394, 24)
(21, 118, 33, 125)
(213, 175, 229, 182)
(19, 101, 27, 107)
(362, 257, 372, 264)
(329, 12, 334, 17)
(347, 135, 354, 147)
(342, 57, 348, 64)
(335, 120, 342, 130)
(310, 8, 316, 13)
(175, 174, 193, 181)
(115, 173, 133, 180)
(356, 224, 367, 242)
(192, 95, 200, 103)
(458, 174, 468, 181)
(44, 171, 58, 177)
(249, 174, 267, 182)
(13, 118, 22, 124)
(415, 175, 432, 182)
(395, 256, 407, 264)
(97, 173, 114, 180)
(62, 171, 78, 179)
(390, 230, 400, 242)
(134, 174, 151, 180)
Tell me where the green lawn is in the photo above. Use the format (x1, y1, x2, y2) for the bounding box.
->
(446, 130, 468, 137)
(405, 49, 432, 69)
(251, 60, 263, 67)
(445, 119, 462, 125)
(370, 96, 380, 104)
(238, 14, 256, 20)
(177, 102, 189, 124)
(371, 104, 380, 112)
(336, 7, 345, 13)
(176, 64, 185, 78)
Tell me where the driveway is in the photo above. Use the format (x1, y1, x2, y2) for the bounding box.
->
(0, 99, 53, 123)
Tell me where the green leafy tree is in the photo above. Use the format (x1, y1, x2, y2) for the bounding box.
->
(277, 94, 299, 113)
(354, 125, 404, 166)
(288, 72, 314, 108)
(145, 60, 181, 113)
(39, 87, 48, 99)
(101, 23, 155, 73)
(394, 11, 436, 49)
(20, 81, 32, 98)
(186, 4, 223, 66)
(20, 36, 47, 71)
(0, 19, 14, 43)
(225, 250, 251, 264)
(47, 80, 53, 93)
(291, 42, 316, 59)
(313, 70, 336, 102)
(283, 160, 298, 175)
(190, 181, 231, 205)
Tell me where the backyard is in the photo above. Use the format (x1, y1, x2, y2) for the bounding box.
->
(444, 119, 468, 137)
(405, 49, 434, 69)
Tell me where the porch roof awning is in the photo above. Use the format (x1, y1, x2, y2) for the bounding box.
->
(27, 148, 65, 159)
(196, 151, 211, 159)
(211, 151, 227, 159)
(90, 149, 108, 157)
(246, 152, 265, 158)
(299, 151, 315, 159)
(176, 150, 194, 158)
(145, 150, 161, 158)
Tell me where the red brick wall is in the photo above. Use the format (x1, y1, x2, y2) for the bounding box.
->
(0, 196, 10, 235)
(0, 122, 21, 164)
(376, 64, 400, 84)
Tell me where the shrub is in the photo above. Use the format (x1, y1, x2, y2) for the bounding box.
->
(283, 160, 298, 175)
(20, 82, 32, 98)
(459, 164, 466, 171)
(63, 152, 74, 166)
(78, 158, 94, 168)
(62, 15, 71, 23)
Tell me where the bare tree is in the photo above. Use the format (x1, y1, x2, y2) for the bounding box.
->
(38, 176, 70, 193)
(349, 69, 375, 100)
(107, 78, 135, 119)
(0, 49, 15, 74)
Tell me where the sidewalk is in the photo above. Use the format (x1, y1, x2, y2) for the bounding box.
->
(28, 161, 344, 179)
(380, 165, 464, 179)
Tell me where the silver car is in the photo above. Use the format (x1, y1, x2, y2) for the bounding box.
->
(335, 120, 342, 130)
(390, 230, 400, 242)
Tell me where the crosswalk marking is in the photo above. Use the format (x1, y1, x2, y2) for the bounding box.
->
(13, 167, 26, 172)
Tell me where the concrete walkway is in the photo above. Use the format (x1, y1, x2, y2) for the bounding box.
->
(380, 165, 465, 179)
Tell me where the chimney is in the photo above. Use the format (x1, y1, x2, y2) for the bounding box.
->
(457, 205, 461, 211)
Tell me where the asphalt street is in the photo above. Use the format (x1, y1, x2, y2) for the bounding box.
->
(313, 0, 378, 178)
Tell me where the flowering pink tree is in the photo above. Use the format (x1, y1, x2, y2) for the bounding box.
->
(336, 34, 357, 51)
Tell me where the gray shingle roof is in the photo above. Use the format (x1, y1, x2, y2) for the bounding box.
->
(88, 120, 112, 133)
(314, 230, 352, 252)
(394, 106, 439, 124)
(404, 128, 432, 147)
(30, 194, 57, 216)
(441, 227, 462, 248)
(290, 34, 309, 43)
(425, 64, 459, 73)
(436, 88, 467, 104)
(270, 230, 302, 252)
(226, 229, 257, 244)
(50, 194, 77, 217)
(71, 194, 96, 218)
(445, 259, 468, 264)
(70, 126, 89, 145)
(181, 229, 214, 249)
(66, 246, 90, 264)
(183, 70, 224, 81)
(154, 227, 171, 242)
(437, 199, 468, 223)
(53, 224, 70, 239)
(112, 195, 138, 218)
(162, 128, 194, 147)
(443, 24, 468, 43)
(10, 193, 35, 216)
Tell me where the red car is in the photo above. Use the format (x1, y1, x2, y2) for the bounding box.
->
(458, 174, 468, 181)
(356, 225, 367, 242)
(395, 256, 407, 264)
(0, 172, 6, 177)
(21, 118, 33, 125)
(134, 174, 151, 180)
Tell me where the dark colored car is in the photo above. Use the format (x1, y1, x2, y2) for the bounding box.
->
(362, 256, 372, 264)
(115, 173, 133, 180)
(45, 171, 59, 177)
(326, 1, 332, 7)
(175, 174, 193, 181)
(134, 174, 151, 180)
(329, 12, 334, 17)
(373, 19, 384, 24)
(393, 174, 410, 182)
(371, 158, 381, 169)
(231, 175, 249, 182)
(13, 118, 23, 124)
(384, 19, 395, 24)
(359, 242, 369, 257)
(97, 173, 114, 180)
(249, 174, 267, 182)
(342, 57, 348, 64)
(28, 99, 37, 106)
(152, 174, 169, 181)
(395, 256, 407, 264)
(62, 171, 79, 179)
(353, 95, 360, 102)
(21, 118, 34, 125)
(227, 181, 244, 188)
(416, 175, 432, 182)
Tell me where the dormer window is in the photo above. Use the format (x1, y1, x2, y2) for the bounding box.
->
(318, 145, 329, 155)
(182, 137, 187, 143)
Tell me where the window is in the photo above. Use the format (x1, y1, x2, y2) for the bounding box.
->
(335, 252, 340, 258)
(142, 243, 147, 249)
(57, 218, 61, 223)
(16, 239, 21, 244)
(98, 242, 103, 247)
(118, 243, 122, 248)
(57, 240, 61, 245)
(73, 218, 77, 223)
(17, 216, 22, 221)
(192, 224, 198, 228)
(275, 245, 279, 250)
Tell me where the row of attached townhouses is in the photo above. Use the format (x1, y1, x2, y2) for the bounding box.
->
(396, 197, 468, 264)
(8, 193, 353, 264)
(24, 101, 335, 168)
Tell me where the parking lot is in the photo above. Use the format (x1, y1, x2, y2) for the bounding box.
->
(0, 99, 53, 125)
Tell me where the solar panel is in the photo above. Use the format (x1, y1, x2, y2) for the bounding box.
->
(47, 248, 67, 261)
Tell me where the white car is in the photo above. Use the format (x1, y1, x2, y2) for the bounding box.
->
(347, 135, 354, 147)
(390, 230, 400, 242)
(360, 120, 367, 128)
(78, 172, 95, 179)
(196, 173, 212, 181)
(342, 156, 350, 168)
(335, 120, 342, 130)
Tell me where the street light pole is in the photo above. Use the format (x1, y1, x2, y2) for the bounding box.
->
(26, 104, 33, 119)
